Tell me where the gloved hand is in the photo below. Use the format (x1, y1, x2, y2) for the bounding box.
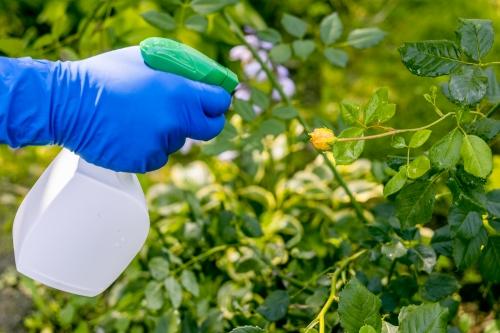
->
(0, 47, 231, 172)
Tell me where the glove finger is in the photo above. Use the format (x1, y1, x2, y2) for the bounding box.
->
(188, 113, 225, 141)
(144, 152, 168, 173)
(165, 135, 186, 155)
(197, 83, 232, 118)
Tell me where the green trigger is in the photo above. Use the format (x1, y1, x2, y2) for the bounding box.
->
(140, 37, 239, 94)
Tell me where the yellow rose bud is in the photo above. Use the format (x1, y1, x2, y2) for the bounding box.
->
(309, 127, 336, 151)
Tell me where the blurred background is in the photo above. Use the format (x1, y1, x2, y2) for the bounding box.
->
(0, 0, 499, 332)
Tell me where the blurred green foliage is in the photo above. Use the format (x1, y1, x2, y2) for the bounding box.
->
(0, 0, 499, 332)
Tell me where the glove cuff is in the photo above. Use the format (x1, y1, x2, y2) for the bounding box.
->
(0, 56, 58, 147)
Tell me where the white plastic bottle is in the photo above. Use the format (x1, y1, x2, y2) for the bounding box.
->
(13, 148, 150, 297)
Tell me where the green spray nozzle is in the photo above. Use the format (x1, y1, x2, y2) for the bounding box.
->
(140, 37, 239, 94)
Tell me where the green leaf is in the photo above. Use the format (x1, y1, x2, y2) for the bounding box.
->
(398, 41, 462, 77)
(453, 227, 488, 269)
(448, 205, 483, 240)
(251, 88, 270, 110)
(202, 136, 234, 155)
(281, 14, 308, 38)
(340, 101, 362, 125)
(382, 321, 399, 333)
(145, 281, 164, 310)
(257, 28, 282, 44)
(456, 19, 494, 61)
(396, 180, 436, 227)
(164, 277, 182, 309)
(391, 136, 406, 149)
(384, 166, 407, 197)
(382, 241, 407, 260)
(448, 66, 488, 105)
(409, 129, 432, 148)
(270, 43, 292, 63)
(181, 270, 199, 297)
(154, 311, 179, 333)
(465, 117, 500, 141)
(486, 190, 500, 218)
(399, 303, 448, 333)
(320, 13, 343, 45)
(333, 127, 365, 165)
(229, 326, 265, 333)
(347, 28, 386, 49)
(485, 67, 500, 103)
(377, 103, 397, 123)
(338, 279, 382, 333)
(431, 226, 453, 257)
(233, 99, 256, 122)
(58, 304, 75, 327)
(272, 105, 298, 120)
(359, 325, 377, 333)
(114, 317, 130, 332)
(218, 210, 239, 244)
(257, 290, 289, 321)
(365, 87, 386, 124)
(410, 245, 437, 274)
(407, 155, 431, 179)
(292, 40, 315, 60)
(423, 273, 460, 301)
(185, 15, 208, 33)
(0, 38, 25, 57)
(460, 134, 492, 178)
(209, 15, 239, 45)
(191, 0, 238, 14)
(236, 257, 262, 273)
(238, 186, 276, 209)
(305, 287, 329, 308)
(364, 87, 395, 124)
(148, 257, 170, 280)
(240, 215, 263, 238)
(479, 236, 500, 282)
(257, 119, 286, 137)
(74, 322, 90, 333)
(447, 168, 488, 211)
(429, 129, 463, 169)
(324, 47, 348, 68)
(141, 10, 176, 31)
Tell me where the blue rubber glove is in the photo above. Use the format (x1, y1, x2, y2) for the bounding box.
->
(0, 46, 231, 172)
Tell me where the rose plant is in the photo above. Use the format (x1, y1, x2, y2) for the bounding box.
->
(0, 1, 499, 333)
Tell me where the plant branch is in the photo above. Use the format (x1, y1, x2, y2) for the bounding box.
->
(481, 61, 500, 67)
(336, 112, 456, 142)
(224, 12, 367, 223)
(305, 249, 367, 333)
(172, 245, 228, 274)
(486, 102, 499, 118)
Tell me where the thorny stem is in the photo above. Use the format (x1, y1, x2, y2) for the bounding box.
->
(336, 112, 456, 142)
(305, 249, 367, 333)
(224, 12, 367, 223)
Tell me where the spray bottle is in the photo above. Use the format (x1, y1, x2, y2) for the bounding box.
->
(12, 37, 238, 297)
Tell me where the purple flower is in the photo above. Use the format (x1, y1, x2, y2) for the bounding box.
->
(230, 28, 296, 106)
(230, 46, 252, 63)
